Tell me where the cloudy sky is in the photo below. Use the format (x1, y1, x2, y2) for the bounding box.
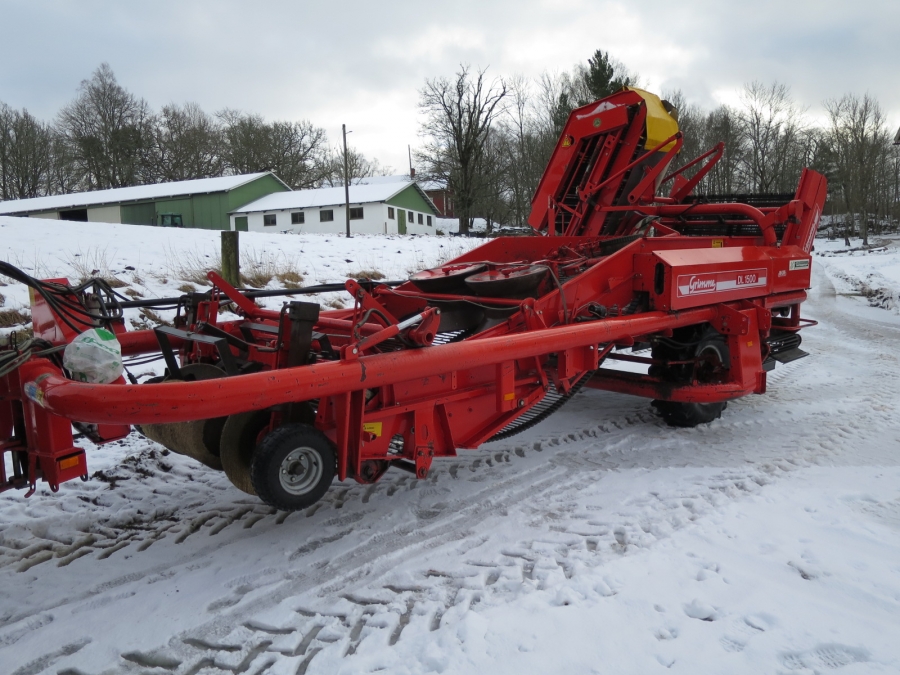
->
(2, 0, 898, 172)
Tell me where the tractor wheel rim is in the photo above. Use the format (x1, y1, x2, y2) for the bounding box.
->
(696, 344, 725, 383)
(279, 446, 322, 495)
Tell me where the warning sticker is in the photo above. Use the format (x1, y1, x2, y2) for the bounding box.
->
(362, 422, 383, 437)
(676, 268, 767, 297)
(789, 259, 810, 271)
(24, 381, 45, 407)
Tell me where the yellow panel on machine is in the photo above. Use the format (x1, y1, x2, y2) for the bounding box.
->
(624, 87, 679, 151)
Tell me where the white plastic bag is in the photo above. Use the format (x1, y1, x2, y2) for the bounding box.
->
(63, 328, 124, 384)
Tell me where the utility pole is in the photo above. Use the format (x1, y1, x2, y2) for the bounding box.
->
(343, 124, 351, 238)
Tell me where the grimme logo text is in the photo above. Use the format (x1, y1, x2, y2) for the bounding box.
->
(688, 276, 716, 293)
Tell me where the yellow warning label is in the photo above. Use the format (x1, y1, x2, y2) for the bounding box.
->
(712, 239, 724, 248)
(503, 392, 516, 401)
(362, 422, 383, 437)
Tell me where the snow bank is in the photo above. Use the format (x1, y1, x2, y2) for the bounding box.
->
(815, 234, 900, 314)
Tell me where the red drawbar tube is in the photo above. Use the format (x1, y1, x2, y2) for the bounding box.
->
(26, 307, 718, 425)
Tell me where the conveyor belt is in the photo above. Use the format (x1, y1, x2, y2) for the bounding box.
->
(489, 371, 593, 441)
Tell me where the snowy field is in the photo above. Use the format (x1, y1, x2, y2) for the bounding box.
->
(0, 216, 479, 334)
(1, 218, 900, 674)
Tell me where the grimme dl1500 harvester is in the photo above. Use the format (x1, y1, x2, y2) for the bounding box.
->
(1, 88, 826, 510)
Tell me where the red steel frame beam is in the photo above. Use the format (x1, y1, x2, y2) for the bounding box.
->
(23, 306, 720, 426)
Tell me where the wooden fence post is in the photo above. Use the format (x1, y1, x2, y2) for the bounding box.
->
(221, 231, 240, 287)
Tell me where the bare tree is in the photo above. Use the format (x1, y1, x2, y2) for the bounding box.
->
(45, 130, 81, 195)
(219, 110, 329, 188)
(702, 105, 743, 194)
(496, 75, 556, 226)
(0, 103, 13, 200)
(218, 109, 270, 175)
(417, 65, 507, 235)
(58, 63, 154, 189)
(267, 120, 330, 188)
(0, 103, 55, 200)
(536, 71, 570, 138)
(825, 93, 891, 245)
(889, 144, 900, 231)
(320, 146, 383, 187)
(151, 102, 223, 182)
(661, 90, 707, 182)
(738, 81, 805, 193)
(472, 128, 511, 233)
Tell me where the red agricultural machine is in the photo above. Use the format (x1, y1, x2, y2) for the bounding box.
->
(1, 88, 826, 510)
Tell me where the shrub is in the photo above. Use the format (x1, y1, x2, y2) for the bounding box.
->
(164, 246, 218, 286)
(276, 270, 305, 288)
(0, 307, 30, 328)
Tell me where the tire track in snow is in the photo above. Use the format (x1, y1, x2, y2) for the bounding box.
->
(106, 414, 884, 673)
(101, 267, 900, 674)
(0, 400, 658, 576)
(118, 462, 790, 675)
(6, 262, 900, 673)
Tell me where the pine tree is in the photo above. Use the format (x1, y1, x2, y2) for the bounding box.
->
(582, 49, 634, 103)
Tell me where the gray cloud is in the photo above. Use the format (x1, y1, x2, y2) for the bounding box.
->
(2, 0, 897, 171)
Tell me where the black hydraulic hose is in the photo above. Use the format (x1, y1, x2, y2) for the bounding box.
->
(0, 260, 126, 333)
(117, 279, 407, 309)
(2, 258, 406, 317)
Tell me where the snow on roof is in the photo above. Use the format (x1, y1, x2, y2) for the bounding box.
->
(0, 172, 283, 215)
(416, 179, 447, 192)
(356, 174, 412, 185)
(233, 180, 439, 215)
(357, 174, 447, 193)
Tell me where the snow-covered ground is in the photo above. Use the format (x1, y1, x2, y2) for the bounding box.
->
(0, 216, 479, 339)
(1, 220, 900, 674)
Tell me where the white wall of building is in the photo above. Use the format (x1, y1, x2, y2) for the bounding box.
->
(87, 205, 122, 224)
(231, 202, 439, 236)
(403, 209, 436, 235)
(30, 211, 59, 220)
(16, 206, 120, 223)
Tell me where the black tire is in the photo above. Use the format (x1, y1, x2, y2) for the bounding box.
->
(652, 328, 729, 428)
(652, 399, 727, 427)
(250, 424, 335, 510)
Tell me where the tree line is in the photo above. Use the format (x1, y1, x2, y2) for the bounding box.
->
(416, 51, 900, 243)
(0, 63, 383, 202)
(3, 58, 898, 246)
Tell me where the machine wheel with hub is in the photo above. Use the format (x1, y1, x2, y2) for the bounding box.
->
(250, 424, 336, 510)
(652, 327, 730, 428)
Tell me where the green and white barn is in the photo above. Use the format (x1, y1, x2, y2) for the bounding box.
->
(230, 177, 441, 235)
(0, 173, 289, 230)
